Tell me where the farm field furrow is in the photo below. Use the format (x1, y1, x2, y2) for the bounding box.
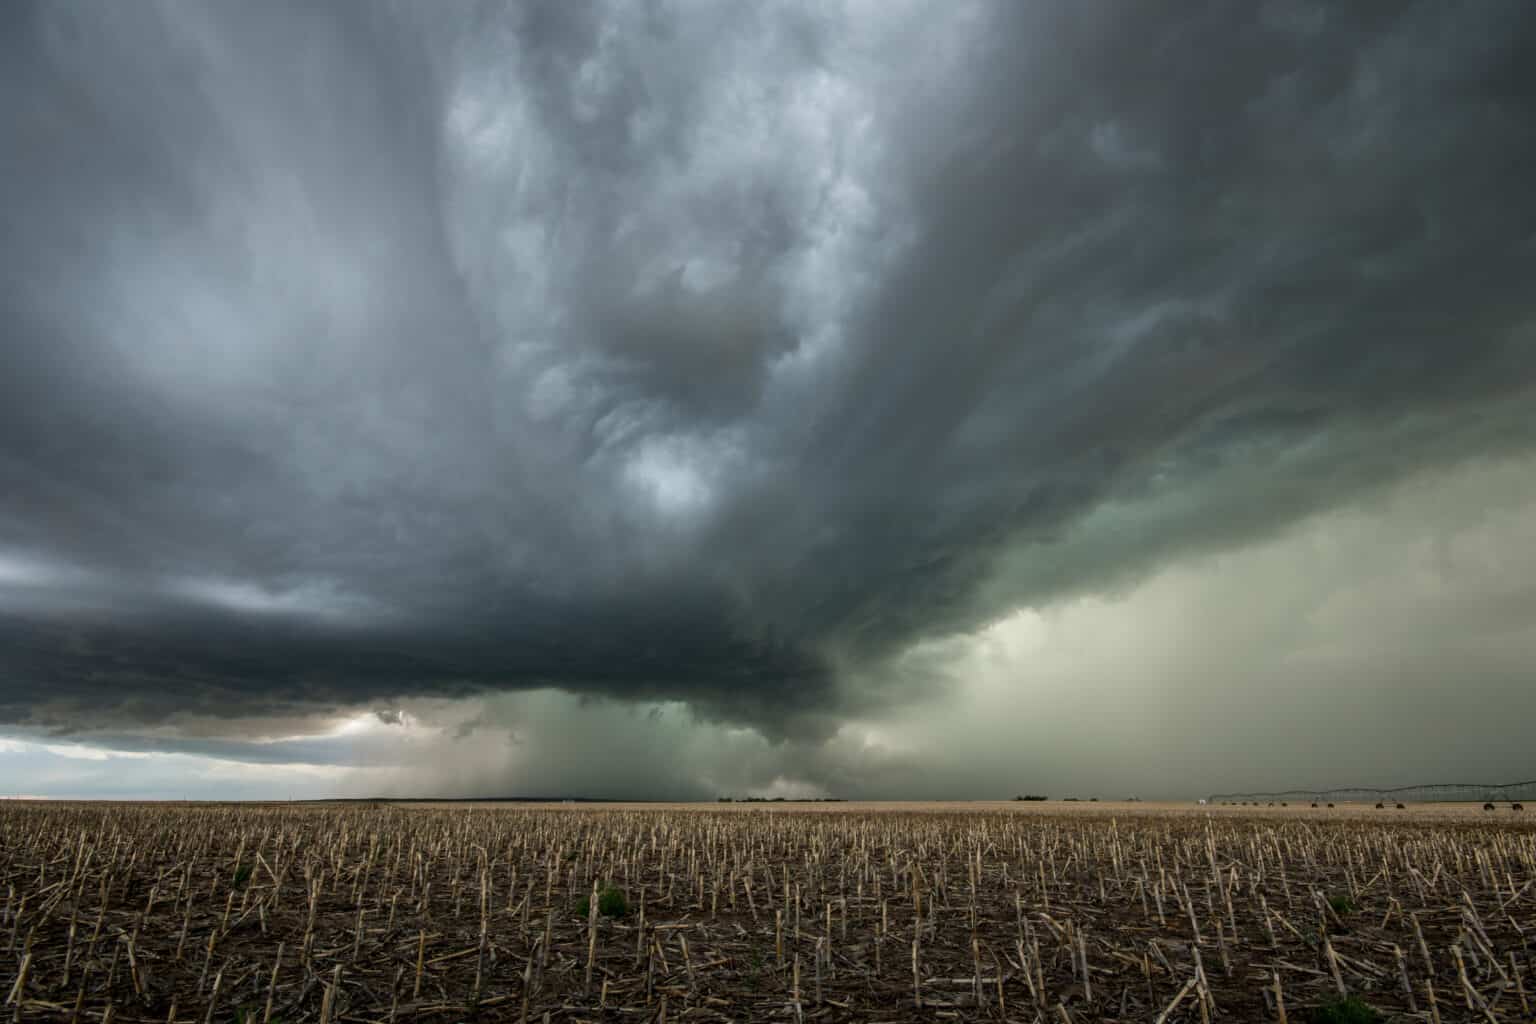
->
(2, 803, 1533, 1022)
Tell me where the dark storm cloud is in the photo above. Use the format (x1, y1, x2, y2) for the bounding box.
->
(2, 0, 1535, 738)
(731, 2, 1536, 656)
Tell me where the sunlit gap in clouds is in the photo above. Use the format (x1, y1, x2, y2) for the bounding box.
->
(0, 734, 352, 800)
(251, 706, 418, 745)
(0, 705, 427, 799)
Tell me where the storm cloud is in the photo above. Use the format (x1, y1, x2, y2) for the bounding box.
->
(2, 1, 1535, 787)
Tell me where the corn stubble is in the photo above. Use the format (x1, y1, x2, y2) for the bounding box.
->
(1, 803, 1532, 1021)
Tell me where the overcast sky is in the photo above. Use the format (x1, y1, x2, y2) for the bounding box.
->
(3, 1, 1535, 800)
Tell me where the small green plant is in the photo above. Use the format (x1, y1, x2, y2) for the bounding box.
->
(1327, 894, 1355, 916)
(1306, 996, 1381, 1024)
(576, 886, 629, 919)
(232, 860, 254, 888)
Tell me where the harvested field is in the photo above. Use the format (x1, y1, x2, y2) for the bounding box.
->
(3, 802, 1534, 1022)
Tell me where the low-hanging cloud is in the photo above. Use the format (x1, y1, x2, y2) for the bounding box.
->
(9, 452, 1536, 799)
(2, 1, 1535, 757)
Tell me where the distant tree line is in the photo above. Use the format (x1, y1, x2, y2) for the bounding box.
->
(715, 796, 847, 803)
